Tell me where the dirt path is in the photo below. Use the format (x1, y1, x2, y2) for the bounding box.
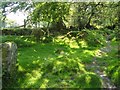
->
(93, 48, 116, 89)
(86, 35, 117, 89)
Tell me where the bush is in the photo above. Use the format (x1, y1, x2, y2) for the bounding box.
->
(83, 30, 106, 47)
(106, 62, 120, 88)
(75, 73, 102, 88)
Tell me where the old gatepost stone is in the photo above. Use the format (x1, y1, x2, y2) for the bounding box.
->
(0, 43, 2, 90)
(0, 42, 17, 87)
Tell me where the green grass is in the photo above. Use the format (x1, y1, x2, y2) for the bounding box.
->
(1, 35, 36, 47)
(16, 39, 99, 88)
(1, 29, 119, 88)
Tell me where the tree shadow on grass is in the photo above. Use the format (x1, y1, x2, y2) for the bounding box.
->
(3, 36, 104, 88)
(13, 41, 102, 88)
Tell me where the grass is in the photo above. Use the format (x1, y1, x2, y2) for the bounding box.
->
(1, 29, 119, 88)
(16, 38, 98, 88)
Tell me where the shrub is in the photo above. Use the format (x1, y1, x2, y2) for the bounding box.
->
(83, 30, 106, 47)
(106, 62, 120, 88)
(75, 73, 102, 88)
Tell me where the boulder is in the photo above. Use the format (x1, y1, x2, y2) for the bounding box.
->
(0, 42, 17, 87)
(0, 46, 2, 90)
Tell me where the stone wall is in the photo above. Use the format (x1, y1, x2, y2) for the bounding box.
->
(0, 42, 17, 88)
(1, 28, 32, 36)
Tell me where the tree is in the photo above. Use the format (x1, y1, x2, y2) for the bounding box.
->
(1, 2, 119, 31)
(31, 2, 70, 36)
(68, 2, 119, 30)
(0, 2, 13, 28)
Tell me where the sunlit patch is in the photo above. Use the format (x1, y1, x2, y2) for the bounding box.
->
(55, 61, 63, 65)
(94, 49, 108, 58)
(86, 75, 91, 84)
(37, 56, 40, 59)
(23, 70, 43, 87)
(18, 52, 21, 55)
(6, 42, 12, 48)
(40, 79, 49, 88)
(57, 36, 65, 39)
(79, 40, 88, 48)
(64, 38, 71, 43)
(69, 40, 79, 48)
(60, 80, 68, 87)
(18, 65, 25, 71)
(83, 50, 94, 56)
(58, 55, 65, 58)
(20, 36, 24, 38)
(77, 63, 86, 73)
(31, 41, 36, 44)
(33, 49, 37, 52)
(24, 38, 28, 42)
(31, 69, 42, 77)
(32, 60, 40, 64)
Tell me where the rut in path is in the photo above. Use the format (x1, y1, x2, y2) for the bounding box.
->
(86, 35, 117, 89)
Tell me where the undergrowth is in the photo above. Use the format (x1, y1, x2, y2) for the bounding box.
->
(1, 29, 118, 88)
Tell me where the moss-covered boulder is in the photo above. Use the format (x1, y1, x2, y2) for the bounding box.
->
(0, 45, 2, 90)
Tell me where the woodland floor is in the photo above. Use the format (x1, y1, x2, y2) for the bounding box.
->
(1, 30, 119, 89)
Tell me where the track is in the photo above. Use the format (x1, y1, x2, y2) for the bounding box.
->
(86, 35, 117, 89)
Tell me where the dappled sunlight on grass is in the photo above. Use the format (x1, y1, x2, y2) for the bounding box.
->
(68, 48, 95, 64)
(40, 79, 49, 88)
(79, 40, 88, 48)
(18, 65, 25, 72)
(16, 40, 96, 88)
(69, 40, 80, 48)
(94, 49, 108, 58)
(32, 60, 41, 64)
(24, 69, 43, 87)
(2, 30, 118, 88)
(83, 50, 94, 56)
(55, 60, 63, 65)
(55, 35, 88, 49)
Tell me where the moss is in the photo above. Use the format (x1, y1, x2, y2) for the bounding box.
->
(76, 73, 102, 88)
